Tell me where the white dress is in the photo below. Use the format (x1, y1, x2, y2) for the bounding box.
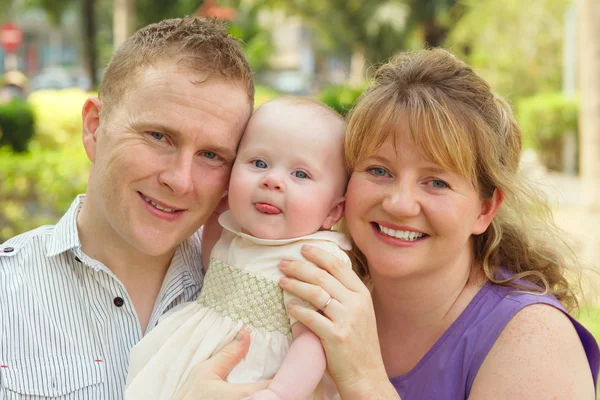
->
(125, 211, 352, 399)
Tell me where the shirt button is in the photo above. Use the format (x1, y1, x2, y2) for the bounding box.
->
(2, 247, 14, 253)
(113, 297, 125, 307)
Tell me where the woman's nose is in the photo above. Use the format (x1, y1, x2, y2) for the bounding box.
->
(381, 184, 420, 217)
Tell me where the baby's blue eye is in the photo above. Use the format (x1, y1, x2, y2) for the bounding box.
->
(253, 160, 267, 168)
(293, 171, 308, 179)
(369, 167, 388, 177)
(203, 152, 217, 160)
(150, 132, 165, 141)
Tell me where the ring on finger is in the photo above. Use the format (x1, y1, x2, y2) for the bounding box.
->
(319, 296, 333, 312)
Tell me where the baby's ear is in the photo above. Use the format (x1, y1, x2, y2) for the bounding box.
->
(322, 197, 345, 230)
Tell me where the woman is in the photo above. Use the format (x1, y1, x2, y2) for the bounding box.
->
(279, 48, 600, 398)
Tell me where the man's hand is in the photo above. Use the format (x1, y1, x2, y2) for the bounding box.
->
(174, 329, 270, 399)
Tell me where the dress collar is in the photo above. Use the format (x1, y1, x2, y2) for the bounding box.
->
(218, 211, 351, 250)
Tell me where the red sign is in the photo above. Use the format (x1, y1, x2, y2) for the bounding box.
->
(0, 23, 24, 53)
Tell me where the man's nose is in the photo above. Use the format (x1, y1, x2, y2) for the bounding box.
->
(158, 154, 194, 195)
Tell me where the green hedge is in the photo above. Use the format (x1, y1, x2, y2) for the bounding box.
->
(27, 89, 91, 150)
(318, 84, 366, 117)
(517, 93, 578, 172)
(0, 99, 35, 152)
(0, 89, 91, 242)
(0, 146, 89, 242)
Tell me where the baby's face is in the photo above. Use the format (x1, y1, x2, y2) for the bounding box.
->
(228, 102, 347, 240)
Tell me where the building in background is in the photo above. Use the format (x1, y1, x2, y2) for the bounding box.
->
(1, 6, 89, 91)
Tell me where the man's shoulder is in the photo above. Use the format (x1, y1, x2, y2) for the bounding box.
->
(0, 225, 55, 262)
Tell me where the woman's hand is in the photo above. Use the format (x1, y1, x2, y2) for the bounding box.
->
(279, 245, 397, 398)
(174, 329, 270, 399)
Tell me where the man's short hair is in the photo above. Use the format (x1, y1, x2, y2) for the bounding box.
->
(98, 16, 254, 114)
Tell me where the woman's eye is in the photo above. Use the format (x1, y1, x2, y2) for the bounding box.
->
(430, 179, 449, 189)
(368, 167, 389, 177)
(202, 152, 218, 160)
(253, 160, 267, 168)
(293, 171, 309, 179)
(150, 132, 165, 141)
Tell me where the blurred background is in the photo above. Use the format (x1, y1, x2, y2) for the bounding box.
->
(0, 0, 598, 358)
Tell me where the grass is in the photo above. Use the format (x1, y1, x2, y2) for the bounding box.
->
(576, 306, 600, 399)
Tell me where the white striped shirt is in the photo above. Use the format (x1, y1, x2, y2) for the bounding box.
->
(0, 195, 204, 399)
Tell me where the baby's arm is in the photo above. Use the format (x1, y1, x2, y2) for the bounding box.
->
(244, 322, 326, 400)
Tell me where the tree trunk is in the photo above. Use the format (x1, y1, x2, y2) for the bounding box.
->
(82, 0, 98, 89)
(423, 20, 447, 48)
(578, 0, 600, 211)
(114, 0, 135, 49)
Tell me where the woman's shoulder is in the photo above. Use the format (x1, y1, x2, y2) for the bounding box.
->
(469, 302, 597, 399)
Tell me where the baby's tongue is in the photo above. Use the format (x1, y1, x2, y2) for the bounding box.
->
(255, 203, 282, 215)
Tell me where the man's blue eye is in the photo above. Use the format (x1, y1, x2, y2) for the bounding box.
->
(203, 152, 217, 159)
(151, 132, 165, 141)
(253, 160, 267, 168)
(369, 167, 388, 177)
(293, 171, 308, 179)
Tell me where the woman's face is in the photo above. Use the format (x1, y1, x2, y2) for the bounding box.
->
(345, 121, 499, 281)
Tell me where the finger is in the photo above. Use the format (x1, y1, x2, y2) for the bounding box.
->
(301, 245, 365, 292)
(280, 274, 341, 313)
(280, 259, 348, 301)
(286, 300, 336, 340)
(206, 329, 251, 380)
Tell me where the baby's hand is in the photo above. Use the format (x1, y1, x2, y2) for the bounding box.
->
(242, 388, 282, 400)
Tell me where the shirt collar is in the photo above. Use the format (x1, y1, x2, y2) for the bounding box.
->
(218, 210, 352, 250)
(46, 195, 85, 257)
(45, 195, 203, 289)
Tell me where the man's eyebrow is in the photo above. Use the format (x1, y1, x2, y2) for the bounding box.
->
(133, 121, 182, 138)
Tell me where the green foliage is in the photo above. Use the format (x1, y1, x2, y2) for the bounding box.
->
(0, 89, 91, 241)
(262, 0, 412, 64)
(136, 0, 201, 28)
(254, 85, 280, 108)
(227, 2, 274, 74)
(0, 146, 89, 242)
(318, 84, 365, 116)
(27, 89, 91, 150)
(517, 93, 578, 171)
(447, 0, 571, 99)
(0, 99, 35, 153)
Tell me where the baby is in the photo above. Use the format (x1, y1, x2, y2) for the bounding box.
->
(125, 97, 351, 400)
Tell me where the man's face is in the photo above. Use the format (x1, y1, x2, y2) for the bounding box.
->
(84, 60, 251, 257)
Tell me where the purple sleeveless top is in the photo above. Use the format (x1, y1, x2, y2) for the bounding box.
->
(389, 281, 600, 399)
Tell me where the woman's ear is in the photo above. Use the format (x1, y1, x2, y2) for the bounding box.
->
(472, 189, 504, 235)
(322, 197, 345, 230)
(81, 97, 102, 163)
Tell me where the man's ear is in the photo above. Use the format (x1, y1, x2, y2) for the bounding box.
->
(82, 97, 102, 163)
(322, 197, 345, 230)
(472, 189, 504, 235)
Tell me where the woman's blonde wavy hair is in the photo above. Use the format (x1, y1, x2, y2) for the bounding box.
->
(342, 48, 580, 312)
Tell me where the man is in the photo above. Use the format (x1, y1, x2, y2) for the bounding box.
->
(0, 17, 266, 399)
